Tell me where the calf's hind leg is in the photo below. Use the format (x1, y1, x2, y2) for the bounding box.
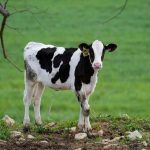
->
(23, 80, 35, 130)
(33, 82, 44, 125)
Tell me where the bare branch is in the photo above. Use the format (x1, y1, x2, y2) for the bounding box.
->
(4, 56, 23, 72)
(11, 9, 30, 16)
(6, 24, 19, 30)
(4, 0, 8, 8)
(0, 15, 7, 58)
(6, 24, 24, 36)
(10, 7, 49, 33)
(11, 7, 49, 16)
(102, 0, 128, 24)
(0, 0, 23, 72)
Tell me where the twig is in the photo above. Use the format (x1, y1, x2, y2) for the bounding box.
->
(6, 24, 24, 36)
(11, 7, 49, 16)
(5, 56, 23, 72)
(102, 0, 128, 24)
(4, 0, 8, 8)
(6, 24, 19, 30)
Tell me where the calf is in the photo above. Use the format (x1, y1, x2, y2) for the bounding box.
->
(23, 40, 117, 131)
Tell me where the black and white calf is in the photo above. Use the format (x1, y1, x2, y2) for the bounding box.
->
(23, 40, 117, 131)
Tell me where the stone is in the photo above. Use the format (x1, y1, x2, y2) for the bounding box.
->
(98, 130, 104, 136)
(75, 133, 87, 140)
(127, 130, 142, 141)
(39, 140, 49, 145)
(10, 131, 22, 138)
(70, 126, 76, 133)
(102, 139, 110, 145)
(0, 139, 7, 145)
(142, 141, 148, 147)
(119, 113, 130, 119)
(15, 141, 20, 145)
(64, 128, 69, 131)
(2, 115, 15, 126)
(75, 148, 82, 150)
(16, 137, 25, 145)
(18, 137, 25, 142)
(39, 140, 49, 147)
(27, 134, 35, 139)
(44, 122, 55, 128)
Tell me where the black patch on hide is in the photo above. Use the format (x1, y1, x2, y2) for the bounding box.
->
(51, 48, 77, 83)
(36, 47, 56, 74)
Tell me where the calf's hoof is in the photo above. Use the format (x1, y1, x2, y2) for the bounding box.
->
(23, 125, 30, 133)
(78, 124, 92, 133)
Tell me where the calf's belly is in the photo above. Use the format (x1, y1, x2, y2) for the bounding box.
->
(38, 75, 72, 90)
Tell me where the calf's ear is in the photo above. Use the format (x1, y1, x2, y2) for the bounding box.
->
(79, 43, 89, 51)
(105, 43, 117, 52)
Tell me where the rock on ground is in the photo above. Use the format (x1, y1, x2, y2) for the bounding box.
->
(119, 113, 130, 119)
(127, 130, 142, 141)
(75, 148, 82, 150)
(2, 115, 15, 126)
(0, 139, 7, 146)
(27, 134, 35, 139)
(18, 137, 25, 142)
(44, 122, 55, 129)
(70, 127, 76, 133)
(98, 130, 104, 136)
(102, 139, 110, 145)
(75, 133, 87, 140)
(39, 140, 49, 145)
(142, 141, 148, 147)
(10, 131, 22, 138)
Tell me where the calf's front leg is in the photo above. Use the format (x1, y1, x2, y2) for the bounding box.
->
(77, 95, 91, 132)
(33, 82, 44, 125)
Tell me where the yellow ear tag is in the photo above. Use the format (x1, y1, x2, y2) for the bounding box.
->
(82, 47, 89, 57)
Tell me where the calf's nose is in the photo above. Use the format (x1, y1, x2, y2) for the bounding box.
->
(93, 63, 101, 69)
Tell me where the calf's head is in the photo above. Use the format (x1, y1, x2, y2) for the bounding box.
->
(79, 40, 117, 70)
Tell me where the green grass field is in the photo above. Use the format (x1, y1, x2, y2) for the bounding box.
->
(0, 0, 150, 123)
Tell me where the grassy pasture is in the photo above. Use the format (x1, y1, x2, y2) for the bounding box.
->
(0, 0, 150, 123)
